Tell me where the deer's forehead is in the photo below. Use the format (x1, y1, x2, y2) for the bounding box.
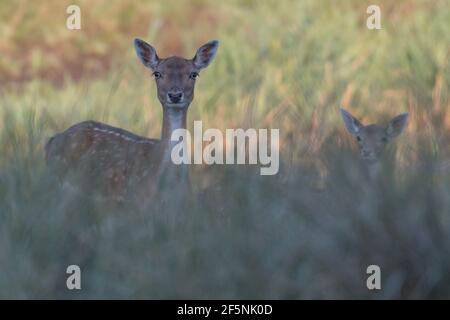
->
(361, 124, 386, 139)
(158, 57, 195, 72)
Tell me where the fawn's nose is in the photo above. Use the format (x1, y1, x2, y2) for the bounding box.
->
(167, 90, 184, 104)
(361, 149, 375, 158)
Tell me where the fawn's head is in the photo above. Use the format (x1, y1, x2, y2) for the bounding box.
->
(340, 108, 409, 164)
(134, 38, 219, 110)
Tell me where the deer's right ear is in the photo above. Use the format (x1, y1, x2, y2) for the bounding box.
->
(340, 108, 362, 135)
(134, 38, 159, 70)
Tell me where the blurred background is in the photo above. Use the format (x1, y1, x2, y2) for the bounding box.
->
(0, 0, 449, 299)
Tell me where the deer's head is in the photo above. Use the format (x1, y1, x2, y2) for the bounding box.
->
(340, 108, 409, 164)
(134, 38, 219, 110)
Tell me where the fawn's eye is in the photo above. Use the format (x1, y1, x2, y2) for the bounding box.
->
(153, 71, 162, 79)
(381, 137, 388, 143)
(356, 136, 361, 142)
(189, 72, 199, 79)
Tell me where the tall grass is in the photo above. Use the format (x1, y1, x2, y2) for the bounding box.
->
(0, 0, 450, 298)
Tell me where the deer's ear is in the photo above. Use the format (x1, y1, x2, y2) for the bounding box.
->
(340, 108, 363, 135)
(134, 38, 159, 70)
(386, 113, 409, 138)
(193, 40, 219, 69)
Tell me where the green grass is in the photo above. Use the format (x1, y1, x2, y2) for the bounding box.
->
(0, 0, 450, 298)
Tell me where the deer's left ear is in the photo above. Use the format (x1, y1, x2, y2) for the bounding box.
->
(386, 113, 409, 138)
(193, 40, 219, 69)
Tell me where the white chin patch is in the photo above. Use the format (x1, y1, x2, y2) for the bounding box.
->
(166, 103, 187, 109)
(363, 156, 377, 164)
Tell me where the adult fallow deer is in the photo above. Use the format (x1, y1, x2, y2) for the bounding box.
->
(45, 38, 219, 200)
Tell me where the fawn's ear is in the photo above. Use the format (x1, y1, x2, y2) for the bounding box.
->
(386, 113, 409, 138)
(340, 108, 363, 135)
(193, 40, 219, 69)
(134, 38, 159, 70)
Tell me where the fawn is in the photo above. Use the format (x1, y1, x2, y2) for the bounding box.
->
(45, 39, 219, 200)
(340, 108, 409, 178)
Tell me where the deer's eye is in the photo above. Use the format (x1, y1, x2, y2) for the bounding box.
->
(189, 72, 199, 79)
(153, 71, 162, 79)
(381, 137, 388, 143)
(356, 136, 362, 142)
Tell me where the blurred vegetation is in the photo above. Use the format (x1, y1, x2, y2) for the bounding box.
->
(0, 0, 450, 298)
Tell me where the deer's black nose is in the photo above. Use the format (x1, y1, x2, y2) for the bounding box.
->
(167, 91, 183, 103)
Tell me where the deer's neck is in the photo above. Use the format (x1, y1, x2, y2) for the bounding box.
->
(157, 107, 190, 193)
(367, 162, 381, 180)
(159, 107, 188, 169)
(161, 107, 187, 142)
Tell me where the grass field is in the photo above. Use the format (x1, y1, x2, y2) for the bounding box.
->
(0, 0, 450, 298)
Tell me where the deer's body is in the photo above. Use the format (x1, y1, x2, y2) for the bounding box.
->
(46, 120, 160, 195)
(45, 39, 219, 200)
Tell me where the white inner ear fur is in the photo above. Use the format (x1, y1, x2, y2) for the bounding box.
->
(352, 120, 361, 134)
